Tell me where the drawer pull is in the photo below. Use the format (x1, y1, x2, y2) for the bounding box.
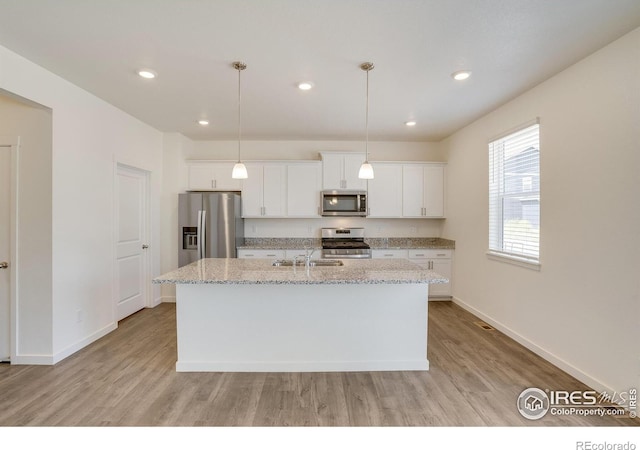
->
(437, 253, 447, 257)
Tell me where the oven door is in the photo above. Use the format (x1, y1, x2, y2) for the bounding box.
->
(321, 191, 367, 216)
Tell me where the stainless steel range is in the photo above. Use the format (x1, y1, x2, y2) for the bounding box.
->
(321, 227, 372, 259)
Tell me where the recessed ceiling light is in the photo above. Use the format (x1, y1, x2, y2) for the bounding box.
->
(298, 82, 314, 91)
(198, 120, 210, 126)
(405, 121, 417, 127)
(138, 69, 157, 79)
(452, 70, 471, 81)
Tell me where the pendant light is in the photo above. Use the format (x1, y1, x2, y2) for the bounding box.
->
(358, 62, 375, 179)
(231, 61, 248, 179)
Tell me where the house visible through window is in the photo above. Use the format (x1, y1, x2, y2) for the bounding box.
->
(488, 121, 540, 265)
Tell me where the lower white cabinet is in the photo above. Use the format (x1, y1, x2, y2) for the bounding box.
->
(284, 249, 321, 260)
(371, 249, 409, 259)
(238, 249, 320, 260)
(372, 248, 452, 299)
(408, 249, 452, 299)
(237, 249, 285, 259)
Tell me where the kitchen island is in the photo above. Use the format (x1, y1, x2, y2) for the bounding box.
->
(153, 258, 447, 372)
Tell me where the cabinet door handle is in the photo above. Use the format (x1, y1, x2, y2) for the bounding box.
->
(211, 179, 217, 189)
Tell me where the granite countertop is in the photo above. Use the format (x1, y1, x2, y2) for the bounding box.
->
(153, 258, 448, 285)
(237, 237, 455, 250)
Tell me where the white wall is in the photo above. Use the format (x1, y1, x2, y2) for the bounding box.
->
(0, 93, 53, 358)
(0, 44, 164, 363)
(442, 28, 640, 394)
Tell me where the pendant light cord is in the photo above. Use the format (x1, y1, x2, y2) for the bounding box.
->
(237, 65, 242, 163)
(365, 67, 369, 162)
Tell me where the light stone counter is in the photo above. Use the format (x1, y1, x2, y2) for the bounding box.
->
(153, 257, 448, 285)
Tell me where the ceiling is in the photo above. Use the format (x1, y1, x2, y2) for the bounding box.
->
(0, 1, 639, 142)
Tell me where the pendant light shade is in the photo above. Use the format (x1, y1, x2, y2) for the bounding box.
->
(231, 61, 248, 179)
(358, 162, 374, 179)
(359, 62, 375, 179)
(232, 162, 248, 179)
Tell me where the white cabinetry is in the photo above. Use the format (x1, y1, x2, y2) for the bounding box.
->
(367, 163, 403, 217)
(284, 249, 322, 260)
(187, 161, 242, 191)
(320, 152, 367, 190)
(237, 249, 285, 259)
(371, 249, 409, 259)
(238, 249, 321, 260)
(408, 249, 452, 298)
(402, 164, 445, 218)
(372, 248, 452, 299)
(286, 162, 322, 217)
(242, 163, 287, 217)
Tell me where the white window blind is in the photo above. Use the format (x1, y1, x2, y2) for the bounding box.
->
(489, 122, 540, 263)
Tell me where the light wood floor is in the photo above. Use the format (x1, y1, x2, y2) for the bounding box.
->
(0, 302, 636, 426)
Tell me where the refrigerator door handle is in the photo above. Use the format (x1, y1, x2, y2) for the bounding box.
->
(200, 209, 207, 260)
(197, 210, 203, 260)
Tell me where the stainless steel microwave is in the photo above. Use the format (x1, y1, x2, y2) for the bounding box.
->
(320, 190, 367, 216)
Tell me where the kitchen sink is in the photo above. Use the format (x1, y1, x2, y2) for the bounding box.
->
(272, 259, 344, 267)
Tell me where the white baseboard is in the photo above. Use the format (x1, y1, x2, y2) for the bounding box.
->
(51, 322, 118, 364)
(451, 296, 614, 396)
(160, 295, 176, 303)
(151, 296, 163, 307)
(12, 322, 118, 365)
(176, 359, 429, 372)
(11, 354, 55, 365)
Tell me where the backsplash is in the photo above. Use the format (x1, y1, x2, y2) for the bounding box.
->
(239, 237, 455, 250)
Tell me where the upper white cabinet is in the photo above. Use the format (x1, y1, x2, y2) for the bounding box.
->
(187, 161, 242, 191)
(402, 164, 445, 218)
(367, 163, 403, 217)
(286, 162, 322, 217)
(320, 152, 367, 190)
(242, 163, 287, 217)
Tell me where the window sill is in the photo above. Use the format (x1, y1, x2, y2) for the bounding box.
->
(486, 251, 541, 271)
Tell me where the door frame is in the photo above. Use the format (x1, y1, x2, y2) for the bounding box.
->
(113, 161, 152, 323)
(0, 135, 20, 363)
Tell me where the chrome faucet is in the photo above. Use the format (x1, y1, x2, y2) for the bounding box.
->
(304, 247, 316, 268)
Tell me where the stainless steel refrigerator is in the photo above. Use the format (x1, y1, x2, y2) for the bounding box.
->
(178, 192, 244, 267)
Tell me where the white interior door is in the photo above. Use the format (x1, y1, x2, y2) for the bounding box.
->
(0, 145, 11, 361)
(115, 164, 149, 321)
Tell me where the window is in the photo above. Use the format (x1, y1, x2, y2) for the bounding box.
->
(488, 121, 540, 267)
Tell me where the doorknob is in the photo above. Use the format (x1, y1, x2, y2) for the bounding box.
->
(142, 245, 149, 249)
(0, 262, 8, 269)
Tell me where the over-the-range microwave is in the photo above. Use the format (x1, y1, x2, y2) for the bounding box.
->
(320, 190, 367, 217)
